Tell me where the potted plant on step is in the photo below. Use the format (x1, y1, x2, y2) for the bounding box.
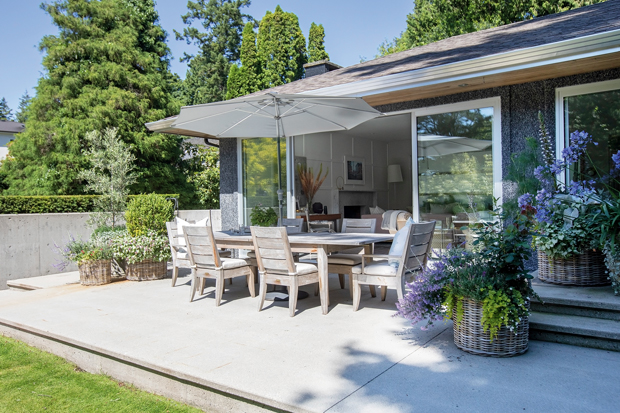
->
(55, 236, 114, 286)
(396, 206, 538, 357)
(111, 229, 171, 281)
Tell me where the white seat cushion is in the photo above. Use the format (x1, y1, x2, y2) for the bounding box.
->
(351, 261, 398, 276)
(327, 254, 363, 266)
(220, 258, 249, 269)
(294, 262, 318, 276)
(246, 251, 256, 258)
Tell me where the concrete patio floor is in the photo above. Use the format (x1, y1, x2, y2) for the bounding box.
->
(1, 271, 619, 412)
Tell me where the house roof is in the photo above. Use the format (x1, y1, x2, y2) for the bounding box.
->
(248, 1, 620, 98)
(0, 121, 25, 134)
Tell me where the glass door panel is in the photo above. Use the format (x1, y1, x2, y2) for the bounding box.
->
(416, 107, 494, 246)
(241, 138, 287, 225)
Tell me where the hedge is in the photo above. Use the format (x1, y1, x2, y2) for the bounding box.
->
(0, 195, 180, 214)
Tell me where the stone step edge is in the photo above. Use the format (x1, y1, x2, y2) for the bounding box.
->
(531, 296, 620, 312)
(529, 312, 620, 340)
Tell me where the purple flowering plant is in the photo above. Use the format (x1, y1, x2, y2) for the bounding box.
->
(53, 234, 114, 270)
(396, 206, 537, 338)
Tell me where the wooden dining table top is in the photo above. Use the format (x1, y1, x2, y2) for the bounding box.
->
(213, 231, 393, 246)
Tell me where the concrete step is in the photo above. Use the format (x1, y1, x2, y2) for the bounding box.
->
(529, 312, 620, 352)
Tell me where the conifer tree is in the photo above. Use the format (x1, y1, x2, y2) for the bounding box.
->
(0, 0, 188, 200)
(307, 22, 329, 63)
(176, 0, 252, 105)
(256, 6, 307, 88)
(0, 98, 13, 121)
(226, 22, 261, 99)
(15, 91, 32, 124)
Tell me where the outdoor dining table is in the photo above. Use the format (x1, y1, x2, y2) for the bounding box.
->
(213, 231, 394, 314)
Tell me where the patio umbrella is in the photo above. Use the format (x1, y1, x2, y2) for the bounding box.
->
(164, 93, 383, 220)
(418, 134, 492, 158)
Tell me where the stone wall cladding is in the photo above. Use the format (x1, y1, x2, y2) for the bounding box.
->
(219, 138, 238, 231)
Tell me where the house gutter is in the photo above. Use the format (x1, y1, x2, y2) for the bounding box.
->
(302, 29, 620, 98)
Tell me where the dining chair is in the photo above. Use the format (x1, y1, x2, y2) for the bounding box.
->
(167, 220, 231, 287)
(251, 226, 325, 317)
(351, 221, 436, 311)
(184, 226, 255, 306)
(279, 218, 305, 233)
(327, 218, 377, 297)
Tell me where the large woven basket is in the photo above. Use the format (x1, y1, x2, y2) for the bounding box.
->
(538, 250, 609, 286)
(125, 259, 167, 281)
(78, 260, 112, 286)
(453, 298, 529, 357)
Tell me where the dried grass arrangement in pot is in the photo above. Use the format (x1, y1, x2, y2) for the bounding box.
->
(396, 205, 538, 357)
(297, 163, 329, 213)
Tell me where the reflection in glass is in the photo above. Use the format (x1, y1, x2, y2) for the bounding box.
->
(564, 89, 620, 190)
(417, 108, 494, 247)
(242, 138, 287, 225)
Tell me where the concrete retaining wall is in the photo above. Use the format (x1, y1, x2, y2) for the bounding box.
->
(0, 210, 221, 290)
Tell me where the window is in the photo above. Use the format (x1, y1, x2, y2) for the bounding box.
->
(556, 79, 620, 188)
(241, 138, 287, 225)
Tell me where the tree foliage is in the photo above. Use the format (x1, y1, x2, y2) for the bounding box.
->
(256, 5, 307, 88)
(78, 128, 138, 228)
(307, 22, 329, 63)
(0, 0, 191, 202)
(15, 91, 32, 124)
(176, 0, 252, 105)
(186, 145, 220, 209)
(0, 98, 13, 121)
(379, 0, 607, 56)
(226, 22, 262, 99)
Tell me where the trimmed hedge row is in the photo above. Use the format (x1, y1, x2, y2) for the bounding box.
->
(0, 195, 180, 214)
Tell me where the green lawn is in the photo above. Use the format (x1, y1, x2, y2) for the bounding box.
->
(0, 335, 201, 412)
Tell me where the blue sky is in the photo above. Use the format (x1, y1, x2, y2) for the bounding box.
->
(0, 0, 413, 114)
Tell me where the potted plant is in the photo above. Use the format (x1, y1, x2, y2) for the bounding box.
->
(396, 206, 537, 357)
(250, 204, 278, 227)
(111, 229, 171, 281)
(55, 236, 114, 286)
(519, 121, 610, 286)
(296, 163, 328, 212)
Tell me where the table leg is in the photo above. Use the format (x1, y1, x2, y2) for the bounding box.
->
(317, 244, 329, 314)
(364, 244, 376, 298)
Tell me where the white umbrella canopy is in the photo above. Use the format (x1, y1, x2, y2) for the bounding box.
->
(166, 93, 382, 220)
(418, 134, 492, 157)
(171, 93, 382, 138)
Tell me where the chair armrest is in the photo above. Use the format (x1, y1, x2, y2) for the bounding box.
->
(360, 254, 399, 271)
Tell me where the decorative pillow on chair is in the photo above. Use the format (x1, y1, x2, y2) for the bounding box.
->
(388, 218, 415, 267)
(176, 217, 209, 245)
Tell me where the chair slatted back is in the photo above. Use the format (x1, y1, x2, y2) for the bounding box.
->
(341, 218, 377, 234)
(280, 218, 304, 234)
(251, 226, 296, 275)
(183, 226, 221, 269)
(404, 221, 436, 272)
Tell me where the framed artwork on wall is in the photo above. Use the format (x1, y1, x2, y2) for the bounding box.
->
(344, 156, 365, 185)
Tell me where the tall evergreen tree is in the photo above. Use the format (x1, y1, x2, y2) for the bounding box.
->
(226, 22, 261, 99)
(15, 91, 32, 124)
(307, 22, 329, 63)
(0, 98, 13, 121)
(256, 6, 307, 88)
(379, 0, 606, 56)
(176, 0, 252, 105)
(0, 0, 188, 199)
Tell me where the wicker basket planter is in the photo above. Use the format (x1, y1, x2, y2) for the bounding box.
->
(125, 259, 167, 281)
(78, 260, 112, 286)
(538, 250, 609, 286)
(453, 298, 529, 357)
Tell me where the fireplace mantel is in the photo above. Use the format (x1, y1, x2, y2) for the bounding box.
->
(331, 189, 378, 218)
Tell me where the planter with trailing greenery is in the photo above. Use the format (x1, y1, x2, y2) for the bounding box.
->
(55, 236, 114, 286)
(110, 230, 171, 281)
(396, 207, 537, 357)
(519, 120, 617, 287)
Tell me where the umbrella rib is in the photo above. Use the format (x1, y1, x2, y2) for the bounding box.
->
(279, 101, 381, 117)
(284, 109, 349, 131)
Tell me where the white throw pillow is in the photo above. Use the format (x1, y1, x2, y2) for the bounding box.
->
(176, 217, 209, 245)
(369, 205, 386, 215)
(388, 218, 415, 267)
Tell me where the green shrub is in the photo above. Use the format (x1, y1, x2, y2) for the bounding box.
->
(0, 195, 179, 214)
(125, 194, 174, 237)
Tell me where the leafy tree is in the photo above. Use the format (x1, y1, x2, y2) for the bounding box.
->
(0, 98, 13, 121)
(176, 0, 252, 105)
(15, 91, 32, 124)
(0, 0, 190, 202)
(79, 128, 138, 228)
(186, 145, 220, 208)
(307, 22, 329, 63)
(256, 6, 307, 88)
(379, 0, 607, 56)
(226, 22, 262, 99)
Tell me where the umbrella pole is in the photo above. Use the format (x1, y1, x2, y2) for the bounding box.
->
(276, 136, 284, 225)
